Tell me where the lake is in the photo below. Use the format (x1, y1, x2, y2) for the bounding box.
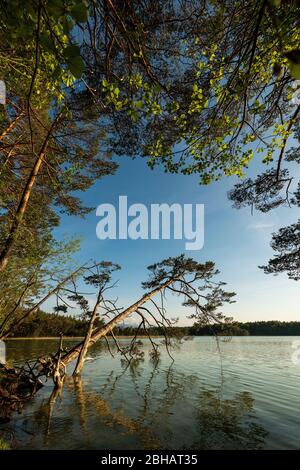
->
(1, 336, 300, 450)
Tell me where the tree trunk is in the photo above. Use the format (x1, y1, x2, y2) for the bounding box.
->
(53, 334, 65, 389)
(0, 263, 88, 340)
(0, 112, 24, 143)
(73, 293, 102, 376)
(0, 151, 45, 271)
(62, 279, 173, 366)
(0, 115, 59, 272)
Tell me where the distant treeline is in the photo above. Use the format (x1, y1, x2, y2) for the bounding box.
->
(9, 313, 300, 337)
(111, 322, 300, 337)
(10, 310, 91, 338)
(190, 321, 300, 336)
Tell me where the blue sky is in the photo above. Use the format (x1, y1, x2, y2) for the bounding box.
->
(50, 155, 300, 325)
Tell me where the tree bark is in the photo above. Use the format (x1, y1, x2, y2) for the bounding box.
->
(62, 279, 173, 366)
(73, 293, 102, 376)
(0, 112, 24, 143)
(0, 115, 59, 271)
(53, 334, 65, 389)
(0, 152, 45, 271)
(0, 263, 88, 340)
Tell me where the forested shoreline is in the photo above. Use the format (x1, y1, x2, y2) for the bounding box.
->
(7, 311, 300, 338)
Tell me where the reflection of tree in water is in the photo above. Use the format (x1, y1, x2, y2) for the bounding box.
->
(73, 360, 267, 450)
(11, 357, 267, 450)
(193, 389, 267, 450)
(23, 368, 163, 449)
(16, 385, 72, 449)
(111, 360, 267, 450)
(70, 374, 162, 450)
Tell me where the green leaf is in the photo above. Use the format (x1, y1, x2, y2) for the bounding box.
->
(66, 56, 84, 78)
(285, 51, 300, 79)
(62, 17, 74, 35)
(40, 32, 56, 53)
(284, 49, 300, 64)
(70, 2, 88, 23)
(47, 0, 65, 18)
(52, 65, 62, 81)
(269, 0, 281, 7)
(63, 45, 81, 59)
(289, 61, 300, 80)
(153, 84, 162, 93)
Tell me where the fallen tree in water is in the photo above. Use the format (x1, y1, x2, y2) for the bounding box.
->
(59, 255, 235, 370)
(0, 333, 70, 421)
(1, 255, 236, 419)
(0, 363, 43, 423)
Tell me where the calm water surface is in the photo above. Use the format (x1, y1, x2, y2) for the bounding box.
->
(1, 336, 300, 450)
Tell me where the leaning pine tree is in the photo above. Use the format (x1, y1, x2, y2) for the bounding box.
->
(0, 255, 235, 408)
(56, 255, 235, 372)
